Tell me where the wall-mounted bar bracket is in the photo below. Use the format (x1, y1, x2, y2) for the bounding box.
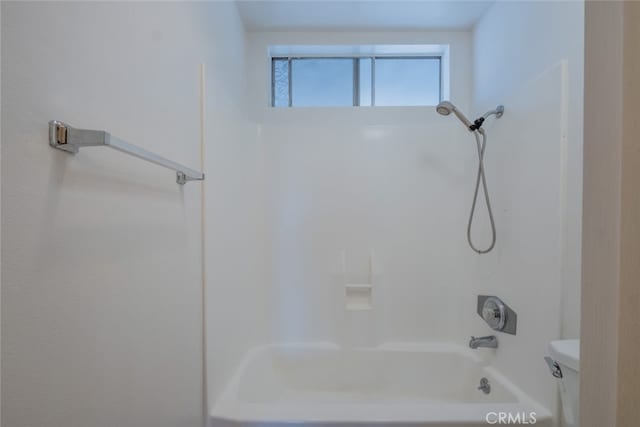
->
(48, 120, 205, 185)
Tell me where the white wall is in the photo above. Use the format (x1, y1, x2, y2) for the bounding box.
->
(1, 2, 251, 426)
(203, 6, 269, 408)
(472, 0, 584, 416)
(246, 31, 480, 346)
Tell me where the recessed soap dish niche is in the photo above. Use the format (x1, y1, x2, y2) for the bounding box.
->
(345, 283, 373, 310)
(340, 249, 377, 311)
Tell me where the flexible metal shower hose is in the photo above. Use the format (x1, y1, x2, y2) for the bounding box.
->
(468, 129, 496, 254)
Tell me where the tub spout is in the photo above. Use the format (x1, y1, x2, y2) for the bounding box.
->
(469, 335, 498, 349)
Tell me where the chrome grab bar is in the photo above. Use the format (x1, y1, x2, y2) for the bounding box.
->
(49, 120, 204, 185)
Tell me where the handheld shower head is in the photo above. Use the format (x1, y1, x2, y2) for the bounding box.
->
(435, 100, 506, 254)
(436, 101, 474, 130)
(436, 101, 454, 116)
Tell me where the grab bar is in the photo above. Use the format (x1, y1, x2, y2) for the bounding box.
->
(48, 120, 205, 185)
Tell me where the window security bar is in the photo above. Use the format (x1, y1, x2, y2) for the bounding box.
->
(48, 120, 204, 185)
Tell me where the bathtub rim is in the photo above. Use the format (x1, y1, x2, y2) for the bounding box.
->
(210, 341, 552, 424)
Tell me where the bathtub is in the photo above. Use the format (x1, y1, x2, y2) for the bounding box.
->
(210, 343, 551, 427)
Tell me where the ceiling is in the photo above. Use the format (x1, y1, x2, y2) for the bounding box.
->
(236, 0, 495, 32)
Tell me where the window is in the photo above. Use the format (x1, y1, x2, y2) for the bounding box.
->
(271, 56, 442, 107)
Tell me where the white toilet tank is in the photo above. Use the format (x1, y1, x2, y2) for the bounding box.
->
(548, 339, 580, 427)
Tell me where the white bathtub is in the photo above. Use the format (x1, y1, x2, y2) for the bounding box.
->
(210, 343, 551, 427)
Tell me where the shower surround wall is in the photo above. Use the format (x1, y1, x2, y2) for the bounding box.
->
(241, 10, 583, 419)
(472, 0, 584, 418)
(203, 10, 269, 407)
(246, 31, 478, 345)
(1, 2, 258, 427)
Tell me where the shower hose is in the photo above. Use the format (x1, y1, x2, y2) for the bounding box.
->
(468, 129, 496, 254)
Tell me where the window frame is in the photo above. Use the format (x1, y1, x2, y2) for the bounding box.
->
(270, 55, 443, 108)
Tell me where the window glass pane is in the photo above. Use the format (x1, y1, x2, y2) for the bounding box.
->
(291, 58, 354, 107)
(358, 58, 372, 107)
(272, 59, 290, 107)
(374, 58, 440, 106)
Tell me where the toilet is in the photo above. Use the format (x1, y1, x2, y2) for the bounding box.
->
(548, 339, 580, 427)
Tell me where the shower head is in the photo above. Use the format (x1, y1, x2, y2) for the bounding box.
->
(436, 101, 455, 116)
(436, 101, 474, 130)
